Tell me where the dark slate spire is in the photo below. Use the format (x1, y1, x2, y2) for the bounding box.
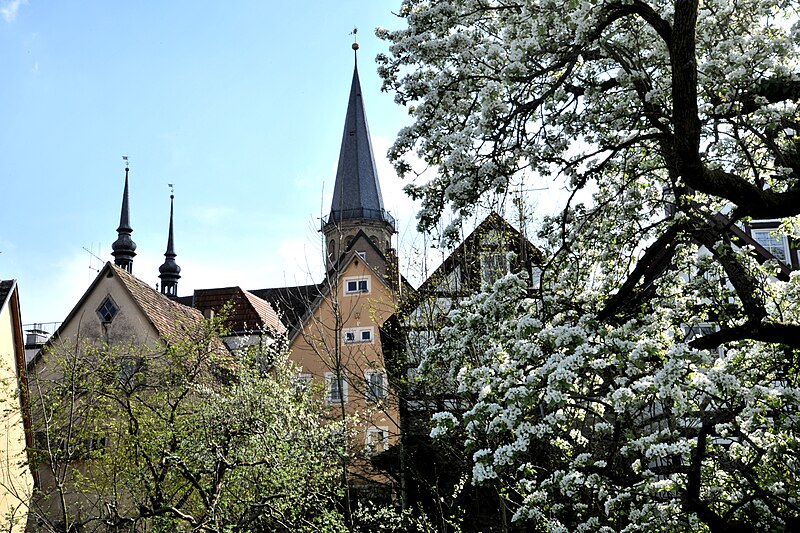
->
(327, 42, 395, 231)
(159, 190, 181, 297)
(111, 163, 136, 273)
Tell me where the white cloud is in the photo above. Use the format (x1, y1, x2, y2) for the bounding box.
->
(1, 0, 27, 23)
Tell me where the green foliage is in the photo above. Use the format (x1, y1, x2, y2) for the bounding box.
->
(27, 316, 348, 532)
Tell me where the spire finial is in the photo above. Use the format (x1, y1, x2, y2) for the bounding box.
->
(350, 27, 359, 66)
(159, 184, 180, 297)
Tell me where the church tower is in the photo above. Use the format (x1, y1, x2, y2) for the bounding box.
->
(111, 162, 137, 273)
(158, 190, 181, 297)
(322, 42, 396, 263)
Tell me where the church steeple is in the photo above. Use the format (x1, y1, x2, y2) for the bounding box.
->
(158, 189, 181, 297)
(111, 161, 137, 273)
(322, 41, 396, 262)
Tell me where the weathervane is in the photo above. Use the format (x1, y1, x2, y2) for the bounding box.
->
(122, 155, 129, 170)
(168, 183, 174, 199)
(350, 26, 359, 58)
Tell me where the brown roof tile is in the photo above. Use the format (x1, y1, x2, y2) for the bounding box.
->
(112, 265, 225, 350)
(190, 286, 285, 335)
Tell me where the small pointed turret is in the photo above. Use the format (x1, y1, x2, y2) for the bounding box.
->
(111, 164, 137, 272)
(322, 42, 396, 262)
(159, 190, 181, 297)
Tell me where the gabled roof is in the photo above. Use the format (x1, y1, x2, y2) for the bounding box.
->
(189, 286, 286, 335)
(287, 247, 400, 343)
(326, 61, 394, 230)
(31, 263, 221, 367)
(415, 212, 543, 298)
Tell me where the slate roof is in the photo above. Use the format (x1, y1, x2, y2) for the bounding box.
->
(249, 284, 322, 333)
(188, 287, 286, 335)
(326, 62, 395, 230)
(0, 280, 14, 309)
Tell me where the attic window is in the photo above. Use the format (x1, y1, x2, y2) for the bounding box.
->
(345, 277, 370, 295)
(97, 296, 119, 324)
(481, 251, 509, 285)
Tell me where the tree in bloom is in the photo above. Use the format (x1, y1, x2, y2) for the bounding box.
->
(379, 0, 800, 530)
(26, 319, 348, 532)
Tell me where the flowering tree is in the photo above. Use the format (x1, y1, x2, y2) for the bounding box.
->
(27, 321, 347, 532)
(379, 0, 800, 530)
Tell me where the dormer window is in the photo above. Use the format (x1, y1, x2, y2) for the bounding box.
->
(345, 277, 370, 295)
(752, 228, 789, 265)
(97, 296, 119, 324)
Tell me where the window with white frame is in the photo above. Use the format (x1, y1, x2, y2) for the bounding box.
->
(365, 426, 389, 455)
(365, 370, 387, 402)
(292, 373, 312, 394)
(751, 228, 789, 265)
(682, 322, 724, 356)
(343, 327, 373, 344)
(683, 323, 718, 342)
(325, 372, 347, 404)
(119, 357, 145, 390)
(345, 277, 370, 295)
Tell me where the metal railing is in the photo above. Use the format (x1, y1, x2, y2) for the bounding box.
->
(321, 208, 396, 230)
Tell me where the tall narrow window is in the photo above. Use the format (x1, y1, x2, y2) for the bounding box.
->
(365, 370, 387, 402)
(365, 427, 389, 455)
(481, 251, 508, 285)
(325, 372, 347, 404)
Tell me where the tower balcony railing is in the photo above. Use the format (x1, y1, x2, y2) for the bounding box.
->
(321, 208, 396, 232)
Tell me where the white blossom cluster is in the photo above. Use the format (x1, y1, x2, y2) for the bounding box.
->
(382, 0, 800, 529)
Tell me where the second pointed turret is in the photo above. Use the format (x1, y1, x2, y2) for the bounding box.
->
(159, 191, 181, 297)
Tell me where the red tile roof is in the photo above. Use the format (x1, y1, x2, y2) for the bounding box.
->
(190, 286, 285, 335)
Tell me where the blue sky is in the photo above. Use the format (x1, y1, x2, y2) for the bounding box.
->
(0, 1, 431, 326)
